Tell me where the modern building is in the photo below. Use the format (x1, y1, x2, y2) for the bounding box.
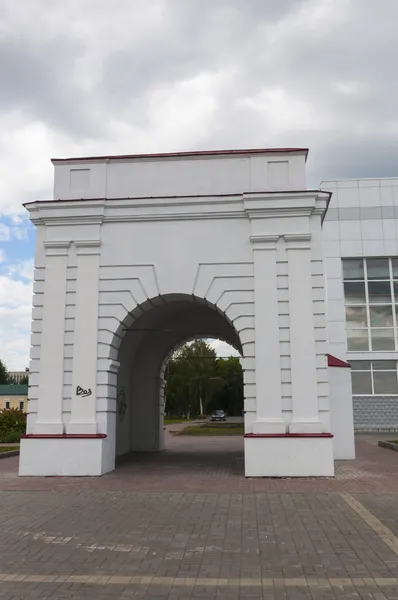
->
(321, 177, 398, 431)
(0, 385, 28, 412)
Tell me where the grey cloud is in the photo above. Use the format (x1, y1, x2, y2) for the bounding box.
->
(1, 0, 398, 185)
(0, 35, 104, 138)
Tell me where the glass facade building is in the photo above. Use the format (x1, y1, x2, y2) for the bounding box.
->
(322, 178, 398, 430)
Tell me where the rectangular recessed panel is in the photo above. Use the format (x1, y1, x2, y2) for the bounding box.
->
(70, 168, 90, 192)
(267, 161, 289, 189)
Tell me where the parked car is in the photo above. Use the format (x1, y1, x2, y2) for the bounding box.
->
(211, 410, 227, 422)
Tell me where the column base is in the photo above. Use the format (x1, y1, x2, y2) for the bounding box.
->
(252, 419, 286, 434)
(289, 420, 323, 434)
(244, 434, 334, 477)
(18, 435, 113, 476)
(66, 422, 98, 435)
(32, 422, 64, 435)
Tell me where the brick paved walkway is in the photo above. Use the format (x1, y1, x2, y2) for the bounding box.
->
(1, 432, 398, 598)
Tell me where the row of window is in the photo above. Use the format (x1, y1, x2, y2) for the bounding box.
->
(342, 259, 398, 394)
(351, 360, 398, 395)
(2, 401, 25, 410)
(343, 258, 398, 352)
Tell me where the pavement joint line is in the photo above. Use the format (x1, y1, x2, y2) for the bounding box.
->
(340, 492, 398, 555)
(1, 574, 398, 588)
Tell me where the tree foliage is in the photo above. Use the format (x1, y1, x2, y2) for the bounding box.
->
(0, 359, 10, 385)
(164, 340, 243, 417)
(208, 357, 243, 416)
(0, 408, 27, 443)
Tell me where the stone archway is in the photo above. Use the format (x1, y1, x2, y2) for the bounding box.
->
(114, 294, 243, 458)
(19, 147, 336, 477)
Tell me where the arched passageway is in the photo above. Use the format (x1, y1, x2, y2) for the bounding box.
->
(114, 294, 243, 458)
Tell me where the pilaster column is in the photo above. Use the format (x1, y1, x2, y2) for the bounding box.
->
(34, 241, 70, 434)
(66, 241, 101, 434)
(285, 234, 321, 433)
(251, 235, 285, 434)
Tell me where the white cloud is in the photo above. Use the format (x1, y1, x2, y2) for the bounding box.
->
(209, 339, 240, 358)
(12, 225, 29, 240)
(5, 259, 34, 282)
(0, 249, 6, 263)
(0, 273, 32, 370)
(0, 222, 10, 241)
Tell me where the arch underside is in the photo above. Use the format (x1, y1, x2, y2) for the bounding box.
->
(115, 295, 243, 457)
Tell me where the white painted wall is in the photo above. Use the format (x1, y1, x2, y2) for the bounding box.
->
(53, 150, 307, 200)
(329, 365, 355, 460)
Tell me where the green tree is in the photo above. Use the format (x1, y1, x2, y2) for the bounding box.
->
(165, 339, 218, 417)
(0, 359, 10, 385)
(210, 357, 243, 416)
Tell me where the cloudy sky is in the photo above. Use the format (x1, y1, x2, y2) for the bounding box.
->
(0, 0, 397, 369)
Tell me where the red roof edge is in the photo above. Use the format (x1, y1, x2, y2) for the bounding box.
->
(51, 147, 309, 164)
(327, 354, 351, 368)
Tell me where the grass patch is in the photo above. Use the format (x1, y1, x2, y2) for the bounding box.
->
(175, 423, 244, 436)
(164, 418, 190, 425)
(0, 446, 19, 453)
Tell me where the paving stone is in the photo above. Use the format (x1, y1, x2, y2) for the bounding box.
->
(0, 434, 398, 598)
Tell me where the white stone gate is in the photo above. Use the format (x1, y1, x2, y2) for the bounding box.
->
(19, 148, 336, 477)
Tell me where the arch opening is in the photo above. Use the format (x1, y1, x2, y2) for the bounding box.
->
(113, 294, 244, 459)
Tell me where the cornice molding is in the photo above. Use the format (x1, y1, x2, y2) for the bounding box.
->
(43, 241, 71, 257)
(75, 240, 102, 256)
(25, 189, 329, 225)
(249, 235, 280, 250)
(284, 233, 312, 250)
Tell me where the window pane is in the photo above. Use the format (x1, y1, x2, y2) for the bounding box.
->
(344, 281, 366, 304)
(393, 281, 398, 301)
(368, 281, 392, 303)
(372, 361, 396, 370)
(366, 258, 390, 280)
(370, 328, 395, 351)
(352, 371, 372, 394)
(392, 258, 398, 279)
(347, 329, 369, 351)
(373, 371, 398, 394)
(350, 361, 371, 371)
(343, 259, 364, 280)
(345, 306, 367, 328)
(369, 305, 393, 327)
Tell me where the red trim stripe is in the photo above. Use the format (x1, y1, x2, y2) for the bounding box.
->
(51, 147, 309, 163)
(21, 434, 107, 439)
(244, 433, 333, 438)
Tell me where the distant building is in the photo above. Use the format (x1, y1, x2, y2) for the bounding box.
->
(0, 385, 28, 412)
(9, 368, 29, 384)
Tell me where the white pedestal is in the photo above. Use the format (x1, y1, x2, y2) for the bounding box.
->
(18, 436, 113, 477)
(244, 435, 335, 477)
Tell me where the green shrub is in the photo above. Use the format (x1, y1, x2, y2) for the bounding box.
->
(0, 408, 27, 443)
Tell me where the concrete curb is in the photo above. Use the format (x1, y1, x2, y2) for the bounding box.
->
(378, 440, 398, 452)
(0, 450, 20, 459)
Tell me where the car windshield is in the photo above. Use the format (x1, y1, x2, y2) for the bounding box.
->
(213, 410, 224, 415)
